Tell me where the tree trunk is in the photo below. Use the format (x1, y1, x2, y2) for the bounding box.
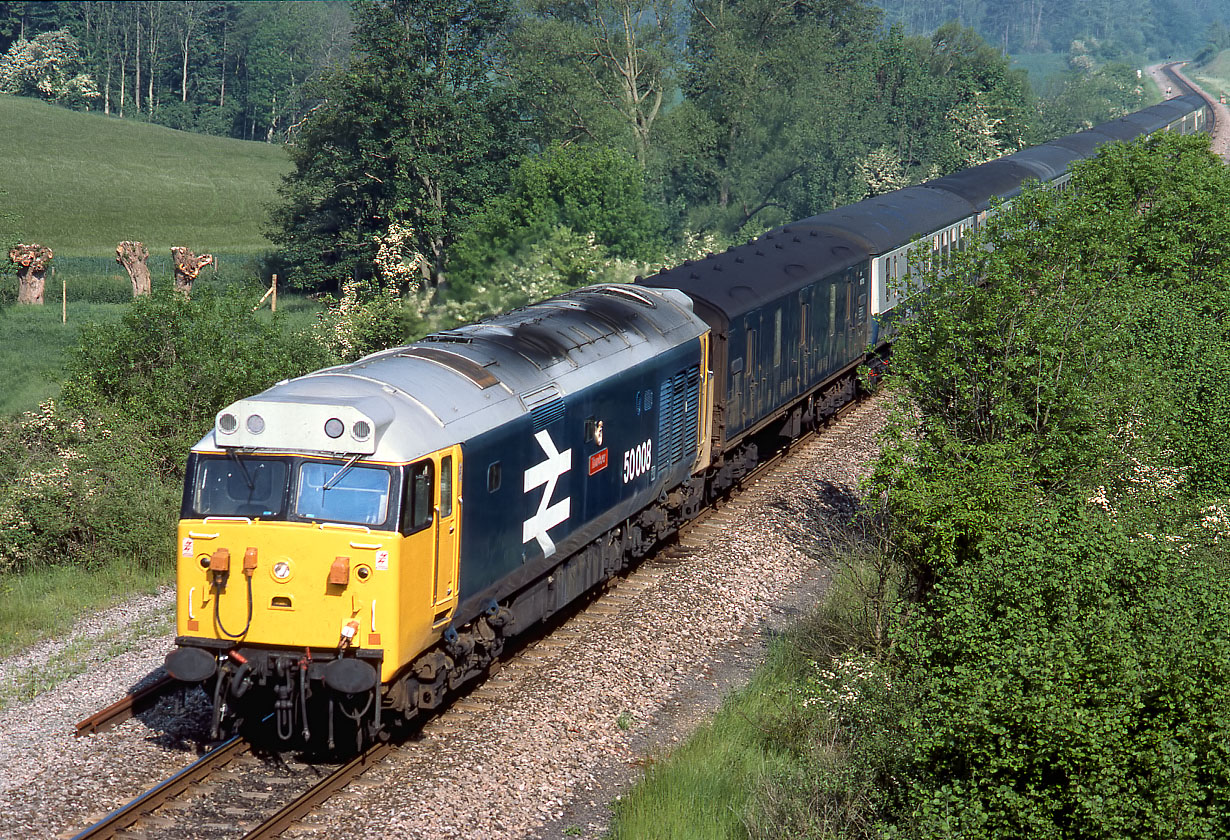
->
(9, 244, 53, 305)
(135, 14, 141, 112)
(171, 246, 213, 295)
(116, 241, 152, 296)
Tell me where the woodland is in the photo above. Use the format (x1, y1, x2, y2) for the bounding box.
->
(1, 0, 1227, 326)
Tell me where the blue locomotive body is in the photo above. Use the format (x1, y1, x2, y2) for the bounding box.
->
(456, 333, 706, 626)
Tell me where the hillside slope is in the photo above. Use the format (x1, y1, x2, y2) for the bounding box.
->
(0, 95, 290, 256)
(1191, 50, 1230, 105)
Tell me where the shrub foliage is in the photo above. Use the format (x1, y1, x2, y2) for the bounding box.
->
(0, 289, 325, 573)
(864, 132, 1230, 838)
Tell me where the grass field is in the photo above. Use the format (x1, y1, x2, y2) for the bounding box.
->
(1191, 49, 1230, 102)
(0, 279, 320, 415)
(0, 94, 290, 257)
(0, 300, 123, 413)
(1011, 52, 1072, 88)
(0, 96, 297, 413)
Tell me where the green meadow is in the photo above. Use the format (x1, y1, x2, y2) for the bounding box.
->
(0, 95, 294, 415)
(1191, 49, 1230, 102)
(0, 93, 290, 256)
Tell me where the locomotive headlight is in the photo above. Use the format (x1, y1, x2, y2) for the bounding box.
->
(352, 420, 372, 442)
(218, 412, 238, 434)
(246, 414, 266, 434)
(272, 560, 292, 581)
(324, 418, 344, 438)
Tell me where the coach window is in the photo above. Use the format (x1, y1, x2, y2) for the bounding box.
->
(487, 461, 502, 492)
(404, 459, 434, 534)
(440, 455, 453, 518)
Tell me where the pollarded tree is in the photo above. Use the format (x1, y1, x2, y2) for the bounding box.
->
(269, 0, 522, 291)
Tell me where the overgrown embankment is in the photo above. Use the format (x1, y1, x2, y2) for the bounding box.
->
(611, 131, 1230, 839)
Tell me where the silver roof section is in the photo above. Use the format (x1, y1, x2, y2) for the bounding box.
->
(198, 284, 708, 463)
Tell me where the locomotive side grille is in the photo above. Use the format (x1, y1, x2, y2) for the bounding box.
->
(530, 398, 566, 430)
(657, 365, 702, 479)
(521, 384, 566, 431)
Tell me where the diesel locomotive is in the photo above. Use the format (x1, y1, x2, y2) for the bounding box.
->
(163, 94, 1210, 748)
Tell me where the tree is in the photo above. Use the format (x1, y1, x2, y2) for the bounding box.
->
(855, 145, 909, 197)
(510, 0, 683, 165)
(447, 142, 667, 294)
(269, 0, 522, 291)
(870, 132, 1230, 840)
(664, 0, 883, 234)
(877, 131, 1230, 577)
(233, 1, 350, 142)
(116, 240, 151, 297)
(170, 246, 213, 295)
(0, 28, 99, 106)
(8, 243, 51, 304)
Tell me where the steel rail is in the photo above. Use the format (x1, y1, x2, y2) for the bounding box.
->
(69, 735, 248, 839)
(74, 673, 177, 737)
(243, 741, 396, 839)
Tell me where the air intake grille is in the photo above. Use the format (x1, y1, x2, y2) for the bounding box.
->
(656, 365, 701, 479)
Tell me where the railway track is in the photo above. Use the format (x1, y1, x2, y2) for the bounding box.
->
(69, 733, 395, 840)
(74, 673, 177, 737)
(1158, 61, 1227, 155)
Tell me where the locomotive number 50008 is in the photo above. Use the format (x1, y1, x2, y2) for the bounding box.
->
(622, 439, 652, 483)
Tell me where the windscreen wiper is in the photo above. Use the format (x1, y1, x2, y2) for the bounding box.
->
(323, 454, 363, 491)
(230, 450, 255, 490)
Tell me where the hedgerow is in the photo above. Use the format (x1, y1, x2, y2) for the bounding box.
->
(862, 132, 1230, 838)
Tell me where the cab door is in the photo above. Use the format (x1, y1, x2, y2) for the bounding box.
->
(432, 446, 461, 615)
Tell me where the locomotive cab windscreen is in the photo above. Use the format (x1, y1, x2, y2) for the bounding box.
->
(183, 453, 400, 530)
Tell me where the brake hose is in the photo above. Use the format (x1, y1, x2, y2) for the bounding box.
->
(214, 573, 254, 639)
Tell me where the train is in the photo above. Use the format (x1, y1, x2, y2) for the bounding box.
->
(163, 93, 1210, 749)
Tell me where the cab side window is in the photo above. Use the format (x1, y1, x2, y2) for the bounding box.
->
(403, 459, 435, 534)
(440, 455, 453, 518)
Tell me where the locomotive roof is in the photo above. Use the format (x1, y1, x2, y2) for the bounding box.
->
(637, 226, 869, 322)
(195, 284, 708, 463)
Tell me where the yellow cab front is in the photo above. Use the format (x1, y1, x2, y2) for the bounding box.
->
(171, 445, 461, 687)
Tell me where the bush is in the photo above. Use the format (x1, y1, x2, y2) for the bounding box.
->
(447, 143, 667, 299)
(891, 501, 1230, 839)
(0, 287, 327, 574)
(863, 133, 1230, 839)
(0, 404, 178, 573)
(61, 287, 327, 474)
